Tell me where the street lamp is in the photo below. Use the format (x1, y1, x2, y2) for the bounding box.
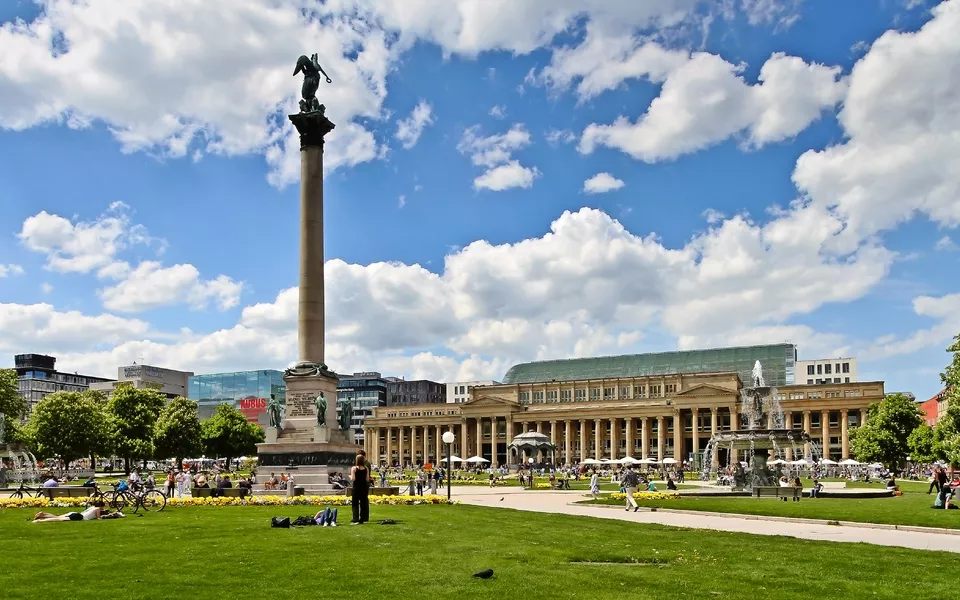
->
(442, 430, 455, 501)
(527, 456, 534, 489)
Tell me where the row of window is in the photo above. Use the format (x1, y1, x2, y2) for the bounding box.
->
(775, 389, 861, 400)
(518, 384, 673, 404)
(807, 377, 851, 384)
(806, 362, 851, 376)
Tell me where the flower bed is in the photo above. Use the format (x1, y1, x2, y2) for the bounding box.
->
(608, 492, 680, 501)
(0, 494, 458, 509)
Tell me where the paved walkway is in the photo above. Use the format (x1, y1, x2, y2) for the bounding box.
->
(452, 486, 960, 554)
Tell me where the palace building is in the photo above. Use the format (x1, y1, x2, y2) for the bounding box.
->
(363, 347, 884, 468)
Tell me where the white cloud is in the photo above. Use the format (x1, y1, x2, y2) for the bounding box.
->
(40, 283, 54, 294)
(936, 236, 958, 251)
(860, 293, 960, 360)
(100, 261, 243, 313)
(489, 104, 506, 119)
(583, 172, 625, 194)
(791, 0, 960, 253)
(580, 52, 845, 161)
(0, 303, 149, 355)
(473, 161, 541, 192)
(545, 128, 576, 145)
(0, 0, 393, 188)
(17, 202, 151, 276)
(457, 123, 539, 191)
(0, 265, 24, 277)
(395, 100, 434, 149)
(398, 195, 407, 208)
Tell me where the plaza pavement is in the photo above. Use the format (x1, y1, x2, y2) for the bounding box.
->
(451, 485, 960, 554)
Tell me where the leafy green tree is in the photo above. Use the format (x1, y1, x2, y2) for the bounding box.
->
(850, 393, 923, 471)
(908, 424, 937, 464)
(201, 403, 265, 469)
(154, 397, 203, 469)
(26, 391, 112, 469)
(107, 384, 166, 473)
(931, 335, 960, 465)
(0, 368, 28, 444)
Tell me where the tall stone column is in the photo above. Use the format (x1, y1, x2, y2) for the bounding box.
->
(386, 427, 394, 466)
(422, 426, 429, 465)
(841, 409, 850, 459)
(398, 426, 406, 468)
(641, 417, 650, 460)
(710, 408, 719, 468)
(564, 420, 573, 465)
(609, 418, 618, 459)
(476, 418, 483, 459)
(859, 408, 867, 426)
(625, 417, 634, 458)
(491, 417, 499, 468)
(656, 416, 665, 461)
(821, 410, 830, 460)
(691, 408, 700, 460)
(672, 410, 683, 462)
(594, 419, 602, 460)
(803, 410, 812, 458)
(579, 419, 587, 463)
(435, 425, 442, 466)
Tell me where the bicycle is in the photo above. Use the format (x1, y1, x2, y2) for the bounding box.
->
(9, 481, 45, 499)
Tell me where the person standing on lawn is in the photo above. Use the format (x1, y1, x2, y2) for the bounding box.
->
(622, 466, 639, 512)
(350, 453, 372, 525)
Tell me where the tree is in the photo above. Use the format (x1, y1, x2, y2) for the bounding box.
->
(154, 397, 203, 469)
(201, 403, 264, 469)
(0, 368, 28, 444)
(908, 424, 937, 464)
(107, 384, 166, 473)
(931, 335, 960, 465)
(849, 393, 923, 471)
(25, 391, 112, 469)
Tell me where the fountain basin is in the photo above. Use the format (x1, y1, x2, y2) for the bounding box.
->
(709, 429, 811, 451)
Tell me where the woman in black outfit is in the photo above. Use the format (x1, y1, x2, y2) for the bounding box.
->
(350, 453, 372, 525)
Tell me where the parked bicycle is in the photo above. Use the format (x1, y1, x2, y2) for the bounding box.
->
(9, 481, 45, 499)
(93, 482, 167, 513)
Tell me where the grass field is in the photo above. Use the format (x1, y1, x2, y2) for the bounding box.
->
(581, 490, 960, 529)
(1, 504, 957, 599)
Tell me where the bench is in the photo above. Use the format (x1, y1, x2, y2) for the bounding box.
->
(40, 487, 93, 499)
(753, 486, 801, 501)
(345, 486, 399, 497)
(191, 487, 249, 498)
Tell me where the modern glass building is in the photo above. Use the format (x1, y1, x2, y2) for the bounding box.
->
(188, 370, 286, 426)
(14, 354, 113, 415)
(337, 372, 388, 448)
(502, 344, 797, 388)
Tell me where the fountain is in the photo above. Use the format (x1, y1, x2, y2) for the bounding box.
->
(699, 361, 813, 491)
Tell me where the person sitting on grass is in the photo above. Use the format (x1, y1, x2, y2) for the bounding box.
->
(33, 501, 124, 522)
(665, 476, 677, 491)
(933, 484, 957, 510)
(647, 480, 658, 492)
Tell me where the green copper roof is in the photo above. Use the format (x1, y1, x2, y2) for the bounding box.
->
(501, 344, 796, 387)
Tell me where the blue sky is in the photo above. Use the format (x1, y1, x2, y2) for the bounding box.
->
(0, 0, 958, 400)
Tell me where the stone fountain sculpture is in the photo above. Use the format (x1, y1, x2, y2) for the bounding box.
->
(699, 360, 814, 491)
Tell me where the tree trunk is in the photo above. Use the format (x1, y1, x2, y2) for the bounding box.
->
(226, 456, 232, 471)
(89, 452, 96, 477)
(124, 457, 131, 475)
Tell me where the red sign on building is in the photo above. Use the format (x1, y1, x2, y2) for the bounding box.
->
(239, 397, 267, 423)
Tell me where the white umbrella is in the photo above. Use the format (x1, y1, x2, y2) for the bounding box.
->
(582, 458, 602, 465)
(819, 458, 838, 465)
(767, 459, 785, 465)
(465, 456, 489, 463)
(662, 458, 679, 464)
(620, 456, 641, 465)
(639, 458, 660, 464)
(790, 459, 810, 465)
(445, 455, 464, 463)
(868, 462, 883, 469)
(839, 458, 861, 466)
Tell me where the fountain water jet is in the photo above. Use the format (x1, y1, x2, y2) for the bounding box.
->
(699, 360, 812, 491)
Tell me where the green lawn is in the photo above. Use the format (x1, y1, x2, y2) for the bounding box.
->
(581, 491, 960, 529)
(1, 505, 956, 599)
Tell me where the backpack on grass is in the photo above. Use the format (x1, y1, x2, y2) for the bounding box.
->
(270, 516, 291, 528)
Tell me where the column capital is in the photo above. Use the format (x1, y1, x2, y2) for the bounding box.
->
(289, 110, 336, 149)
(841, 408, 849, 415)
(710, 406, 718, 414)
(691, 407, 699, 414)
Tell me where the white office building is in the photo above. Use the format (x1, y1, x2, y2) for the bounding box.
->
(89, 363, 194, 399)
(795, 357, 857, 385)
(446, 380, 501, 403)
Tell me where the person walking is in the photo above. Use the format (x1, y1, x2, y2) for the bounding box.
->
(165, 471, 176, 497)
(589, 470, 600, 499)
(350, 454, 372, 525)
(622, 466, 639, 512)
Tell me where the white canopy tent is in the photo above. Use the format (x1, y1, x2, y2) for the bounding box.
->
(465, 456, 489, 463)
(767, 459, 786, 466)
(639, 458, 660, 464)
(839, 458, 861, 466)
(790, 459, 811, 466)
(819, 458, 838, 465)
(620, 456, 641, 465)
(661, 458, 679, 465)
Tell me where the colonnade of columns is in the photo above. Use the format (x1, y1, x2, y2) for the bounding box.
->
(367, 406, 868, 467)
